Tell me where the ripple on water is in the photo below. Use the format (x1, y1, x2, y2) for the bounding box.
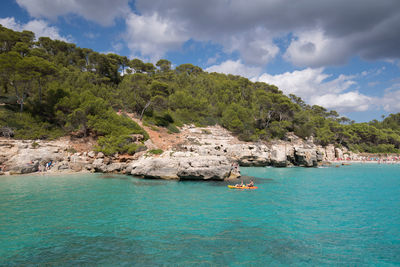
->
(1, 165, 400, 266)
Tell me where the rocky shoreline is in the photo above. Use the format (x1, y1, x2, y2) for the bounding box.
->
(0, 125, 361, 180)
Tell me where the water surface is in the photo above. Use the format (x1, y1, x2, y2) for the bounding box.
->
(1, 164, 399, 266)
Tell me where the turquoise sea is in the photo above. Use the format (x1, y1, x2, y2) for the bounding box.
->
(1, 164, 400, 266)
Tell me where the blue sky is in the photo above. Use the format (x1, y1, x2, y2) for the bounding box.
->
(1, 0, 400, 122)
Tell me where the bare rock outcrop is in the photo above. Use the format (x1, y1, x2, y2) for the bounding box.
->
(294, 148, 318, 167)
(130, 153, 232, 180)
(0, 124, 359, 178)
(335, 148, 344, 159)
(1, 140, 66, 174)
(269, 144, 289, 167)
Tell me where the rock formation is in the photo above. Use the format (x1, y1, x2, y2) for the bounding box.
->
(130, 153, 232, 180)
(0, 124, 359, 179)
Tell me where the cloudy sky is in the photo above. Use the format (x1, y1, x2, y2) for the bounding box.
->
(1, 0, 400, 121)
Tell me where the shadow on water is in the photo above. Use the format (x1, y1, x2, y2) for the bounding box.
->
(97, 174, 129, 180)
(97, 173, 276, 188)
(193, 175, 276, 188)
(131, 178, 171, 187)
(1, 224, 316, 266)
(1, 233, 156, 266)
(97, 173, 171, 187)
(4, 222, 392, 266)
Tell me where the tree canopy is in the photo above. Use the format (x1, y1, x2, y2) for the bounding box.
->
(1, 25, 399, 154)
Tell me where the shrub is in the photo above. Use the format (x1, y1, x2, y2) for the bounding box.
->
(31, 141, 39, 149)
(66, 147, 77, 154)
(167, 124, 180, 133)
(201, 129, 211, 135)
(96, 134, 145, 156)
(148, 149, 163, 155)
(0, 109, 64, 140)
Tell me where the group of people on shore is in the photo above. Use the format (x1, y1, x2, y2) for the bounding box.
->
(334, 156, 400, 163)
(0, 160, 54, 173)
(38, 160, 53, 172)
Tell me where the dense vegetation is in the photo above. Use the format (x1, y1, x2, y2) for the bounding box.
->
(1, 25, 399, 154)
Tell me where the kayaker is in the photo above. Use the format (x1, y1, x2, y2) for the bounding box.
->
(246, 180, 254, 187)
(235, 180, 244, 187)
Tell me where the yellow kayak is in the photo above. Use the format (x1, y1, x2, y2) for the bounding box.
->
(228, 185, 258, 189)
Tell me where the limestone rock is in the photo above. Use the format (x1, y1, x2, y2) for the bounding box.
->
(130, 155, 232, 180)
(106, 163, 126, 173)
(270, 145, 288, 167)
(177, 156, 231, 180)
(10, 161, 39, 174)
(335, 148, 344, 159)
(69, 162, 83, 172)
(131, 157, 179, 179)
(295, 148, 317, 167)
(316, 148, 325, 162)
(92, 158, 107, 172)
(131, 134, 144, 142)
(5, 143, 63, 174)
(324, 145, 336, 161)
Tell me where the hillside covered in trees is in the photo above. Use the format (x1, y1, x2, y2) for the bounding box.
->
(1, 25, 400, 155)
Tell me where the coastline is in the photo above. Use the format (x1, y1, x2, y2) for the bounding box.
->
(332, 160, 400, 164)
(1, 126, 399, 179)
(2, 159, 400, 178)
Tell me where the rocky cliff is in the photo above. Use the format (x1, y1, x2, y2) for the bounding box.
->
(0, 124, 360, 179)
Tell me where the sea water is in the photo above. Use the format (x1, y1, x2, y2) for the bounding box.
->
(0, 164, 399, 266)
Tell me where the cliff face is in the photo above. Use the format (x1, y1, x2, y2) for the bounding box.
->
(167, 126, 338, 168)
(0, 125, 358, 179)
(129, 125, 358, 180)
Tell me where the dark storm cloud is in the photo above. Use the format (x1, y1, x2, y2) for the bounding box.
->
(16, 0, 130, 26)
(15, 0, 400, 66)
(135, 0, 400, 65)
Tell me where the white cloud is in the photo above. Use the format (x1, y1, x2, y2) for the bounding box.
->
(258, 68, 355, 95)
(311, 92, 372, 112)
(16, 0, 130, 26)
(206, 55, 219, 66)
(381, 84, 400, 112)
(125, 12, 188, 62)
(258, 68, 372, 112)
(84, 32, 99, 39)
(206, 60, 262, 79)
(284, 29, 350, 67)
(222, 29, 280, 65)
(112, 42, 124, 52)
(242, 38, 279, 65)
(0, 17, 70, 41)
(205, 64, 368, 112)
(0, 17, 20, 30)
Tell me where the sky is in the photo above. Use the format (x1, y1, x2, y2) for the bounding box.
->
(1, 0, 400, 122)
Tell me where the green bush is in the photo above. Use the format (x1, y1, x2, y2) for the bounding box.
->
(0, 108, 64, 140)
(1, 25, 400, 155)
(31, 141, 39, 148)
(154, 113, 174, 127)
(96, 134, 145, 156)
(148, 149, 163, 155)
(66, 147, 77, 154)
(167, 124, 180, 133)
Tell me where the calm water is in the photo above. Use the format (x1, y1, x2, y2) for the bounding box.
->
(1, 164, 400, 266)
